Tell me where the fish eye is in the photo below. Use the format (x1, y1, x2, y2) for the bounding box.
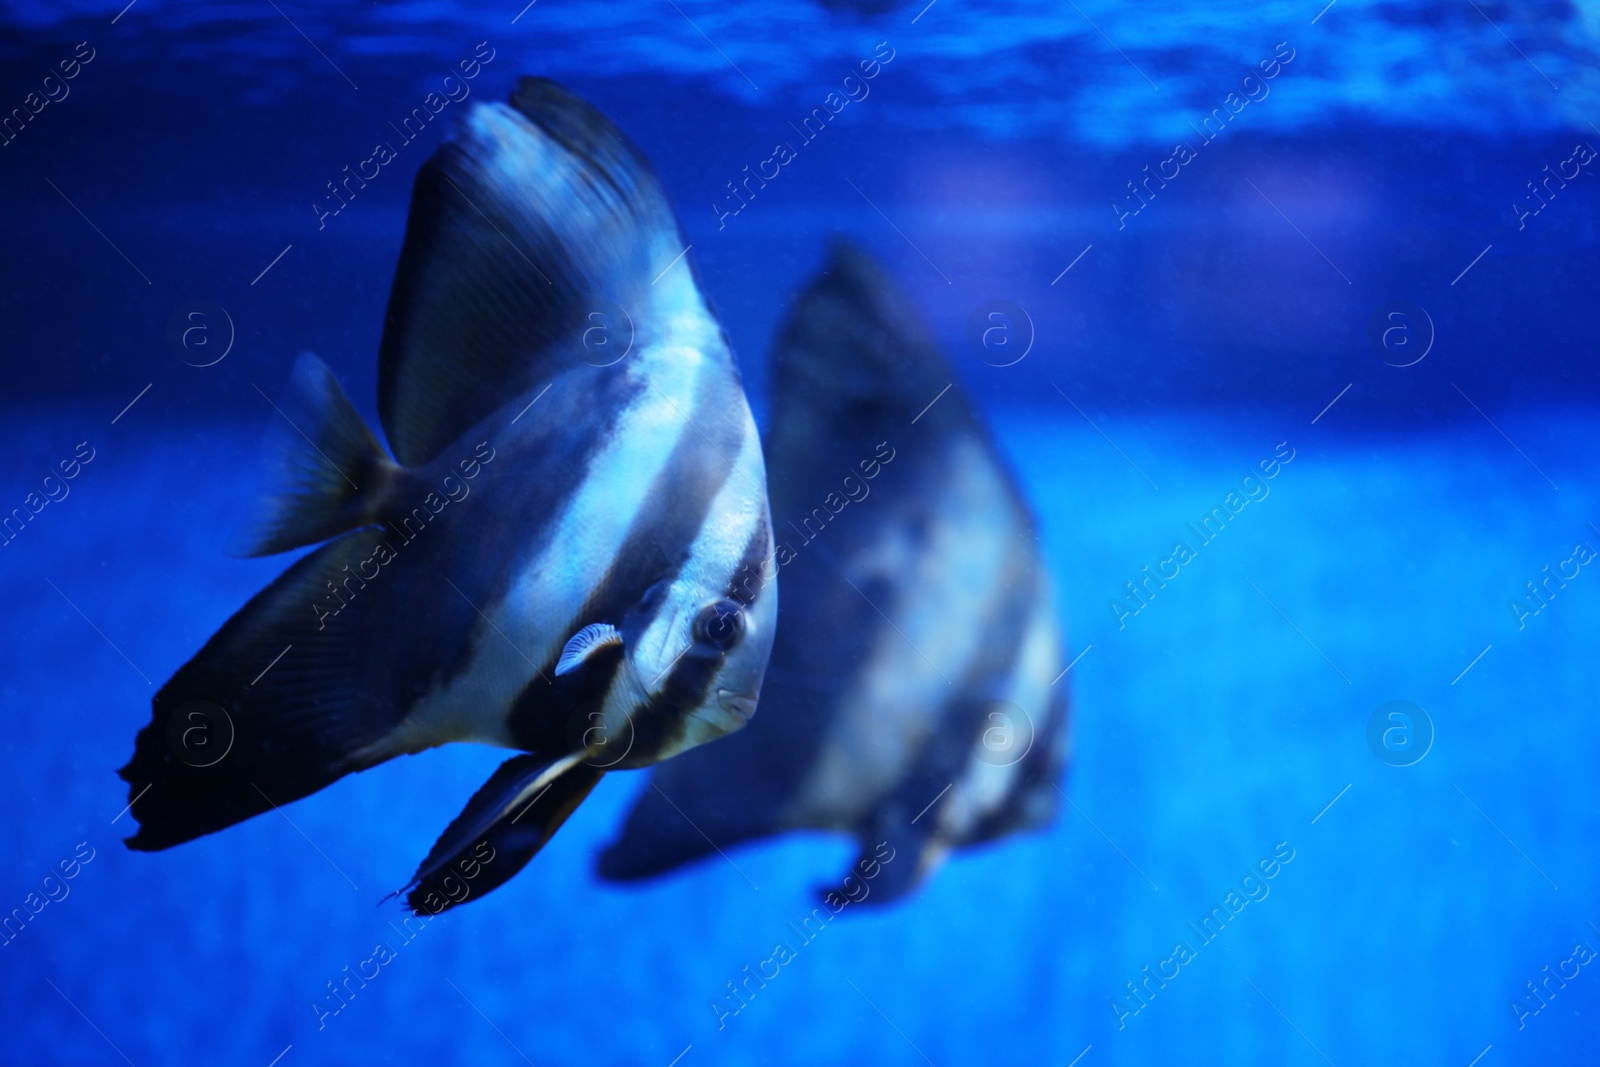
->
(693, 599, 745, 651)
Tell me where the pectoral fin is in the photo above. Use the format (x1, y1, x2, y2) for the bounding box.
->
(554, 622, 622, 677)
(400, 752, 604, 915)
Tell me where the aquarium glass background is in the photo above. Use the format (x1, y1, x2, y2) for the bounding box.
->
(3, 1, 1599, 1064)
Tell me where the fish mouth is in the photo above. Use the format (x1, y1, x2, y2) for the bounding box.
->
(667, 690, 755, 759)
(714, 688, 757, 726)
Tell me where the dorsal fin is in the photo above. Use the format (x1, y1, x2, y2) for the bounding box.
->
(766, 240, 969, 471)
(229, 353, 397, 557)
(377, 77, 689, 466)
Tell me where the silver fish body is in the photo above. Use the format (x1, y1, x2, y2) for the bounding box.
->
(119, 79, 775, 914)
(600, 242, 1070, 902)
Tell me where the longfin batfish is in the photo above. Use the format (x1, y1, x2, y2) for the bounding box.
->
(118, 77, 776, 916)
(599, 241, 1070, 904)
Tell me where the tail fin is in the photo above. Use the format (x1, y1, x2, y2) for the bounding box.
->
(400, 753, 604, 915)
(119, 527, 415, 851)
(230, 353, 397, 558)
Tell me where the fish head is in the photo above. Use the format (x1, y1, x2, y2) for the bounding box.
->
(603, 500, 778, 768)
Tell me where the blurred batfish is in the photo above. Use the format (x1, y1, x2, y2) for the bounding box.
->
(119, 78, 776, 915)
(599, 242, 1068, 902)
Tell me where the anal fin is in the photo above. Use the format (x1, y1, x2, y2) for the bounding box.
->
(401, 753, 604, 915)
(835, 834, 940, 907)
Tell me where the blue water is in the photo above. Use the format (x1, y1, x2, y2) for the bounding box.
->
(4, 2, 1599, 1064)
